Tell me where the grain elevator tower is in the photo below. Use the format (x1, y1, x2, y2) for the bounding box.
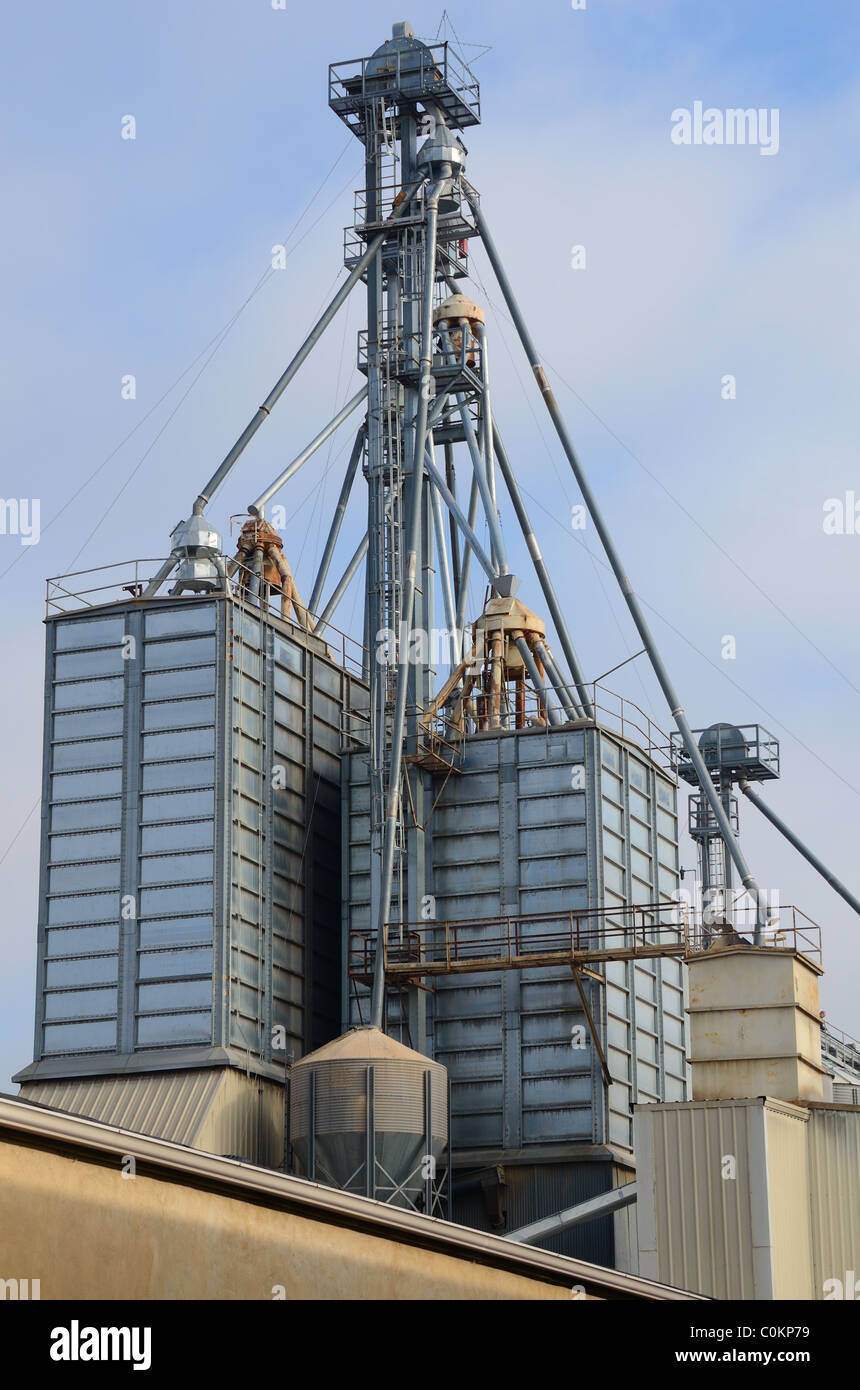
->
(16, 20, 804, 1262)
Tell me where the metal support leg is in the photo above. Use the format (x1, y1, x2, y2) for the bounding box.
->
(307, 1070, 316, 1182)
(366, 1064, 375, 1200)
(141, 555, 178, 600)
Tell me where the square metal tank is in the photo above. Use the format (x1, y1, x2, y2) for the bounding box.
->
(344, 722, 688, 1161)
(18, 592, 366, 1090)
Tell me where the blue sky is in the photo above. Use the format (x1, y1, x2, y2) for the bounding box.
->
(2, 0, 860, 1086)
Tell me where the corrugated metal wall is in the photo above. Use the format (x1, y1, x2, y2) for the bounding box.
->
(763, 1103, 814, 1299)
(26, 595, 365, 1084)
(807, 1106, 860, 1298)
(18, 1069, 286, 1167)
(635, 1097, 816, 1300)
(635, 1098, 769, 1298)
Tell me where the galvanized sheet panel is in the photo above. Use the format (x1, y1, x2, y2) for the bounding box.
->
(807, 1106, 860, 1298)
(636, 1097, 815, 1300)
(29, 596, 363, 1084)
(344, 724, 685, 1160)
(636, 1099, 765, 1299)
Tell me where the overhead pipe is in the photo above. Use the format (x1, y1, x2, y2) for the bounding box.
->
(469, 191, 767, 935)
(308, 425, 366, 617)
(739, 780, 860, 919)
(249, 387, 367, 517)
(192, 180, 422, 516)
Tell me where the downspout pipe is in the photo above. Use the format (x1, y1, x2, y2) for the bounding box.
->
(192, 180, 421, 515)
(249, 387, 367, 517)
(474, 320, 496, 515)
(429, 463, 459, 666)
(513, 631, 562, 727)
(469, 191, 767, 935)
(533, 638, 578, 722)
(313, 534, 369, 635)
(444, 442, 461, 597)
(493, 424, 591, 720)
(423, 446, 496, 584)
(437, 325, 509, 577)
(455, 472, 480, 637)
(739, 780, 860, 919)
(308, 425, 366, 617)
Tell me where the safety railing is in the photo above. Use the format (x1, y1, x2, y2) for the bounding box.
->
(685, 904, 822, 965)
(588, 682, 674, 774)
(348, 900, 823, 981)
(329, 41, 481, 126)
(820, 1022, 860, 1073)
(356, 327, 482, 381)
(46, 558, 174, 615)
(341, 703, 464, 764)
(349, 901, 693, 982)
(670, 723, 780, 781)
(45, 557, 369, 682)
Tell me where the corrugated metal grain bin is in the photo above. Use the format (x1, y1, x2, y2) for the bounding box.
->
(17, 595, 366, 1115)
(635, 1097, 814, 1299)
(344, 720, 688, 1256)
